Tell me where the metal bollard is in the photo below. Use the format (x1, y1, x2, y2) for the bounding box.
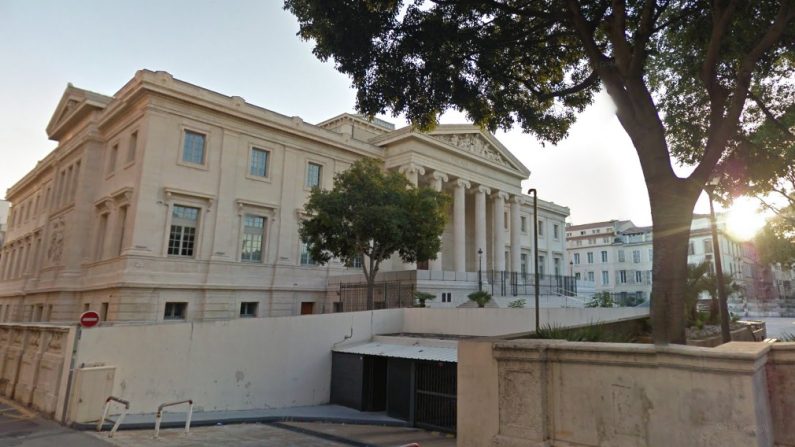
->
(97, 396, 130, 438)
(153, 399, 193, 439)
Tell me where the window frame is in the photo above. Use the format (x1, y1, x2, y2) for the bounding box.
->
(125, 130, 138, 167)
(239, 301, 259, 318)
(167, 204, 201, 258)
(300, 242, 318, 266)
(164, 302, 187, 320)
(305, 161, 323, 189)
(178, 128, 209, 169)
(247, 146, 271, 181)
(106, 142, 119, 177)
(241, 214, 267, 263)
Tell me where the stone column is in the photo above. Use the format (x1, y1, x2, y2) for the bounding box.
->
(399, 163, 425, 187)
(510, 195, 522, 273)
(430, 171, 448, 271)
(454, 179, 471, 273)
(398, 163, 426, 270)
(475, 186, 491, 271)
(493, 191, 508, 271)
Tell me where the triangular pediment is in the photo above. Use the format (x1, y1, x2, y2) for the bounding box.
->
(427, 126, 530, 177)
(46, 84, 113, 141)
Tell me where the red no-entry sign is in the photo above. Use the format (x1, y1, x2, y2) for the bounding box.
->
(79, 311, 101, 328)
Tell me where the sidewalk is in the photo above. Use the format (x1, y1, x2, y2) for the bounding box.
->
(79, 404, 406, 432)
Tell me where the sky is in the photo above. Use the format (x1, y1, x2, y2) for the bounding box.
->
(0, 0, 723, 227)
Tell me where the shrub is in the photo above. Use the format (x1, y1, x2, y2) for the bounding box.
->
(414, 291, 435, 308)
(467, 290, 492, 308)
(533, 322, 634, 343)
(508, 298, 526, 308)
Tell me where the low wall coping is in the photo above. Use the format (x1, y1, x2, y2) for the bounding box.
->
(493, 339, 770, 374)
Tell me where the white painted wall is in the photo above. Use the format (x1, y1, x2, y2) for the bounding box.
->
(74, 309, 404, 414)
(71, 307, 647, 416)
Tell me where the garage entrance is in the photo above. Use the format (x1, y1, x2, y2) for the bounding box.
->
(331, 338, 458, 433)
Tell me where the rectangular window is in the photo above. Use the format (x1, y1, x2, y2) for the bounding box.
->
(587, 252, 594, 264)
(306, 162, 322, 188)
(573, 253, 580, 265)
(553, 224, 559, 239)
(168, 205, 199, 257)
(576, 240, 582, 246)
(300, 242, 317, 265)
(537, 255, 545, 276)
(635, 271, 643, 283)
(520, 216, 527, 232)
(688, 242, 695, 255)
(537, 220, 544, 236)
(601, 270, 609, 285)
(648, 248, 653, 262)
(588, 271, 595, 282)
(107, 145, 118, 175)
(520, 253, 528, 275)
(127, 131, 138, 163)
(704, 239, 713, 254)
(575, 272, 581, 280)
(241, 215, 266, 262)
(96, 213, 109, 260)
(182, 130, 206, 165)
(101, 302, 109, 321)
(619, 270, 628, 284)
(240, 301, 258, 318)
(249, 147, 269, 177)
(618, 250, 625, 262)
(601, 251, 608, 263)
(553, 258, 561, 276)
(349, 254, 364, 269)
(164, 302, 187, 320)
(603, 237, 610, 243)
(633, 250, 641, 263)
(117, 206, 128, 256)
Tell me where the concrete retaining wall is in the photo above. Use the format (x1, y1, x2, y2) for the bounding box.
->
(458, 339, 789, 447)
(0, 324, 76, 422)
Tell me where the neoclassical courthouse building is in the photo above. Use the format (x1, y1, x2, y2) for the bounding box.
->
(0, 70, 568, 323)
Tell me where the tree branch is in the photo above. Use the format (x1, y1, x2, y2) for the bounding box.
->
(691, 1, 795, 185)
(748, 90, 795, 137)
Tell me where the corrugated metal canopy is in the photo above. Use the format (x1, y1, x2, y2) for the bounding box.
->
(333, 341, 457, 363)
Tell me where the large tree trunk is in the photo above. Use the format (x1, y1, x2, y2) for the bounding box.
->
(649, 180, 701, 345)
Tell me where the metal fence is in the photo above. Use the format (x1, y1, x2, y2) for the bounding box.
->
(336, 281, 416, 312)
(485, 271, 577, 298)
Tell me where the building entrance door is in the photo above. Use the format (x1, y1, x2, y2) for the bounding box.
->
(300, 302, 314, 315)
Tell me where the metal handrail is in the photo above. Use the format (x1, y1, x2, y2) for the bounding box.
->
(97, 396, 130, 437)
(153, 399, 193, 439)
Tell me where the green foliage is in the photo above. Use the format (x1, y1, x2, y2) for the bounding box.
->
(756, 217, 795, 268)
(508, 298, 526, 308)
(413, 291, 435, 308)
(467, 290, 492, 308)
(533, 323, 635, 343)
(299, 159, 449, 308)
(585, 292, 614, 308)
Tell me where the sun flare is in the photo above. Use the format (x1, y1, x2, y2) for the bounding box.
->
(724, 197, 767, 241)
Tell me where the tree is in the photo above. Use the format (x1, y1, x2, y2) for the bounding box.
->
(285, 0, 795, 344)
(299, 159, 449, 310)
(756, 218, 795, 267)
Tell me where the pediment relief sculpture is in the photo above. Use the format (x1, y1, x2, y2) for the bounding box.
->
(433, 133, 511, 168)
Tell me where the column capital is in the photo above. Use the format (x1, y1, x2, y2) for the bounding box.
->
(492, 190, 510, 201)
(511, 195, 525, 205)
(398, 163, 426, 176)
(475, 185, 492, 195)
(431, 171, 449, 182)
(455, 179, 471, 189)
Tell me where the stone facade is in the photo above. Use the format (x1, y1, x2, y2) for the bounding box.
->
(0, 70, 568, 323)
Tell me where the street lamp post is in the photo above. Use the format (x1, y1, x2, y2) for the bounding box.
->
(706, 181, 731, 343)
(569, 260, 574, 296)
(528, 188, 540, 330)
(478, 248, 483, 291)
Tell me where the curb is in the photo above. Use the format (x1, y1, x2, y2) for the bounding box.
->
(75, 414, 409, 432)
